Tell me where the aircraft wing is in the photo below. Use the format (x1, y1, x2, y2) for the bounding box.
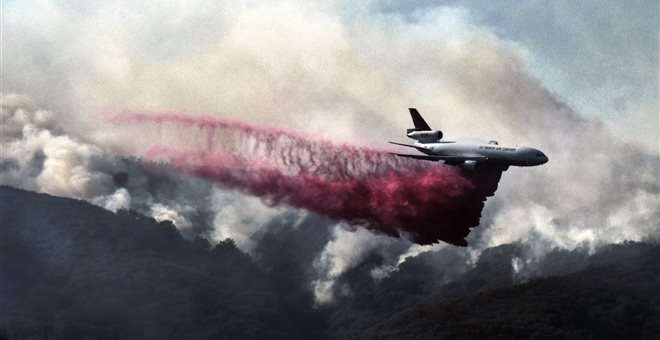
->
(390, 153, 487, 162)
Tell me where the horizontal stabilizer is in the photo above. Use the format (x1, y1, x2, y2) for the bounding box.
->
(388, 141, 430, 153)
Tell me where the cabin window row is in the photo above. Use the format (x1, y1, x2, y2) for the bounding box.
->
(479, 146, 515, 152)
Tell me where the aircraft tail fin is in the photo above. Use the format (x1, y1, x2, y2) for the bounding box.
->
(409, 108, 431, 131)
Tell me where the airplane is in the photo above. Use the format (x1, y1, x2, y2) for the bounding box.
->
(389, 108, 548, 170)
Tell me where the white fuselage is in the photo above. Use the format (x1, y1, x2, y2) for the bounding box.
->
(392, 108, 548, 168)
(417, 140, 548, 167)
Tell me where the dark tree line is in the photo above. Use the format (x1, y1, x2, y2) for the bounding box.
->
(1, 186, 659, 339)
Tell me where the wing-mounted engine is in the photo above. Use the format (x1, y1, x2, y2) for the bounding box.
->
(461, 160, 478, 170)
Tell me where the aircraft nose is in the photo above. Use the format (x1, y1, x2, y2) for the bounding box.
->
(532, 150, 548, 165)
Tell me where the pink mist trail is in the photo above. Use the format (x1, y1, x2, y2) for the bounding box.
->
(113, 112, 505, 246)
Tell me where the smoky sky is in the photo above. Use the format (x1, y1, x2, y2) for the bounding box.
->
(1, 1, 658, 303)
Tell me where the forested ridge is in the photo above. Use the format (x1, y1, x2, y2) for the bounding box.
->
(1, 186, 658, 340)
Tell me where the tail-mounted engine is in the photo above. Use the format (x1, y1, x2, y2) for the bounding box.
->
(406, 129, 443, 143)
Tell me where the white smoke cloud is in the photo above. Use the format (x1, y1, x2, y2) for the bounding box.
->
(150, 202, 193, 230)
(210, 188, 289, 253)
(94, 188, 131, 212)
(0, 93, 214, 235)
(485, 203, 597, 251)
(37, 134, 113, 199)
(3, 1, 658, 304)
(312, 225, 394, 304)
(1, 94, 114, 200)
(371, 243, 446, 281)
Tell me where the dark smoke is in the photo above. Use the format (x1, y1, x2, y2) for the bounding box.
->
(113, 113, 505, 246)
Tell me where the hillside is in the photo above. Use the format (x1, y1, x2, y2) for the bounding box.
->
(1, 185, 659, 340)
(346, 243, 660, 340)
(0, 186, 321, 340)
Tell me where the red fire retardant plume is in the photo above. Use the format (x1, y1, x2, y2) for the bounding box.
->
(113, 113, 505, 246)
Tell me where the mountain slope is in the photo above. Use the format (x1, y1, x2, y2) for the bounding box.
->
(0, 186, 317, 340)
(352, 242, 660, 340)
(1, 185, 659, 340)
